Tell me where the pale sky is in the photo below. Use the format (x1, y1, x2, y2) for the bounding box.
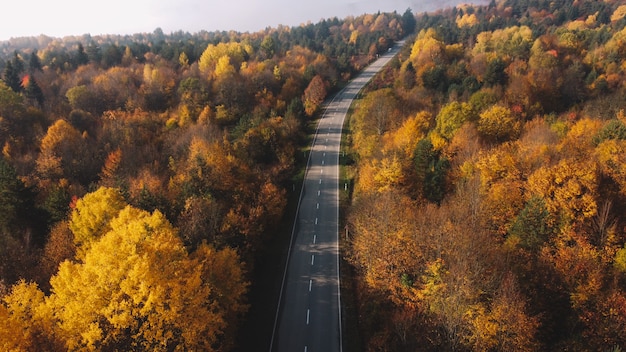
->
(0, 0, 485, 41)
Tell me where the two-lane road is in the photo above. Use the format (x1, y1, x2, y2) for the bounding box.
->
(271, 41, 404, 352)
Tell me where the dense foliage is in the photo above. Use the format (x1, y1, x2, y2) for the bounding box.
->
(0, 11, 412, 350)
(347, 1, 626, 350)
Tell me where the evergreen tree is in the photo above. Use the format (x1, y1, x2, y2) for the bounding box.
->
(74, 43, 89, 67)
(24, 76, 44, 106)
(0, 157, 22, 233)
(43, 184, 70, 225)
(286, 97, 305, 120)
(508, 196, 553, 251)
(484, 57, 508, 86)
(86, 41, 101, 64)
(11, 51, 24, 76)
(28, 49, 42, 73)
(414, 138, 449, 204)
(3, 61, 22, 92)
(260, 35, 276, 59)
(0, 156, 33, 234)
(402, 8, 417, 34)
(101, 44, 122, 68)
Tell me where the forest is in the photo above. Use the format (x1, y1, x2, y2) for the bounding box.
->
(3, 0, 626, 350)
(345, 0, 626, 351)
(0, 11, 412, 351)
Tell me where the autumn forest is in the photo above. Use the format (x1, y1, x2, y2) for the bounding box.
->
(346, 0, 626, 351)
(1, 0, 626, 351)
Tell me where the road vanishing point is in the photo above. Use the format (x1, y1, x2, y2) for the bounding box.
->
(270, 41, 404, 352)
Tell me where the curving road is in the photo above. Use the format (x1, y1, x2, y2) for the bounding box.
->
(270, 41, 404, 352)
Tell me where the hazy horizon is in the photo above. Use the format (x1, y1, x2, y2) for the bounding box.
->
(1, 0, 486, 41)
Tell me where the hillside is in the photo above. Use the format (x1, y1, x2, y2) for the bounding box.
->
(3, 0, 626, 350)
(0, 11, 413, 350)
(345, 0, 626, 351)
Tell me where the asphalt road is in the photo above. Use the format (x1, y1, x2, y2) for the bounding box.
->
(271, 41, 404, 352)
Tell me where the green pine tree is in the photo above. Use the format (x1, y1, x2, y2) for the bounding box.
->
(28, 50, 42, 73)
(3, 61, 22, 92)
(75, 43, 89, 67)
(11, 51, 24, 76)
(508, 196, 554, 251)
(0, 156, 29, 233)
(24, 76, 44, 106)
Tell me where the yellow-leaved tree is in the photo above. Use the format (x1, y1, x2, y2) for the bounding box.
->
(36, 119, 87, 183)
(50, 204, 247, 350)
(198, 42, 251, 78)
(0, 280, 62, 351)
(0, 187, 248, 351)
(68, 186, 126, 255)
(477, 105, 521, 144)
(596, 139, 626, 196)
(527, 158, 598, 225)
(383, 111, 431, 157)
(348, 190, 422, 303)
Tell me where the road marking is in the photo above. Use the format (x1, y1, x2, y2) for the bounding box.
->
(311, 255, 315, 265)
(270, 43, 401, 352)
(307, 309, 310, 325)
(322, 160, 325, 165)
(313, 235, 316, 244)
(317, 190, 320, 196)
(319, 179, 322, 184)
(315, 218, 318, 225)
(316, 203, 319, 209)
(309, 279, 312, 292)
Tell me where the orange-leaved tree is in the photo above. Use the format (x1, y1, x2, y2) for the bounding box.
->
(303, 75, 327, 117)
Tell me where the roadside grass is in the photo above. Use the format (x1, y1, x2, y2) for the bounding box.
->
(338, 99, 362, 352)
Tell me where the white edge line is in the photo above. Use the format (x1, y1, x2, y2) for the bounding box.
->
(336, 82, 344, 352)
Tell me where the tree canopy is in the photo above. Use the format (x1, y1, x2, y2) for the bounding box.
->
(1, 188, 248, 351)
(0, 10, 407, 350)
(345, 0, 626, 350)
